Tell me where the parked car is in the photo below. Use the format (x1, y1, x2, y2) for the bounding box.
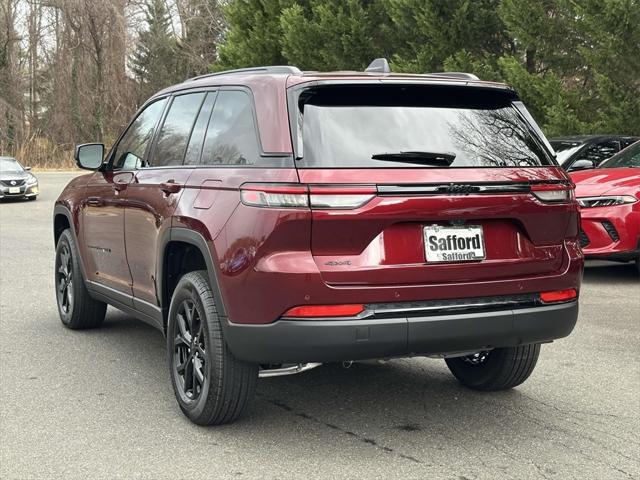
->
(0, 156, 39, 201)
(549, 135, 639, 172)
(571, 140, 640, 271)
(53, 61, 582, 425)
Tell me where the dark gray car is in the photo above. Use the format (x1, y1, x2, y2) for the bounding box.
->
(0, 156, 39, 201)
(550, 135, 639, 172)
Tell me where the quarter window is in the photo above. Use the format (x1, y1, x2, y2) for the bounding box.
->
(112, 98, 167, 170)
(152, 93, 206, 167)
(200, 91, 260, 166)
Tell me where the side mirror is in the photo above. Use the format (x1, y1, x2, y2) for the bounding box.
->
(75, 143, 104, 170)
(24, 166, 32, 171)
(569, 159, 595, 171)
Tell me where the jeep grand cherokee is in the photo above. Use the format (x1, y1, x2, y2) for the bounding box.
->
(53, 60, 582, 425)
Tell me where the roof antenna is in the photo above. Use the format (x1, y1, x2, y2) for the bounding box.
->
(365, 58, 390, 74)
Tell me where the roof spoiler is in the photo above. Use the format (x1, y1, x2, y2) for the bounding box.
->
(364, 59, 479, 80)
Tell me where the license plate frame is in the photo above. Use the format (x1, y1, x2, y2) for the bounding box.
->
(423, 225, 486, 263)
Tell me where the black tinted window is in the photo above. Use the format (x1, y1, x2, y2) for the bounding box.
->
(153, 93, 206, 167)
(621, 138, 639, 149)
(296, 85, 552, 168)
(575, 141, 619, 165)
(200, 91, 260, 166)
(112, 98, 167, 169)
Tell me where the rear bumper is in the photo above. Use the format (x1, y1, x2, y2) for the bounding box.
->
(224, 301, 578, 364)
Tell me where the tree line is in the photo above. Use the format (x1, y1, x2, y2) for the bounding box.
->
(1, 0, 638, 167)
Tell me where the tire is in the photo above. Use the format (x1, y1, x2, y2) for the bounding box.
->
(28, 196, 37, 201)
(167, 270, 258, 425)
(445, 344, 541, 391)
(55, 229, 107, 329)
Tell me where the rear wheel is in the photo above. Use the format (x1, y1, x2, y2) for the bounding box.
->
(55, 229, 107, 329)
(167, 270, 257, 425)
(445, 344, 540, 391)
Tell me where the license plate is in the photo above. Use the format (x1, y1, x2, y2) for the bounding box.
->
(8, 187, 20, 194)
(423, 225, 485, 263)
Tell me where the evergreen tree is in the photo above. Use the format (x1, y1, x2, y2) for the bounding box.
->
(215, 0, 639, 136)
(217, 0, 295, 69)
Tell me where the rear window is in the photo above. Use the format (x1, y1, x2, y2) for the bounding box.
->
(294, 85, 554, 168)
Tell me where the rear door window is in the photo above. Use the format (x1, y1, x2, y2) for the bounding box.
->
(152, 92, 206, 167)
(294, 85, 553, 168)
(184, 92, 217, 165)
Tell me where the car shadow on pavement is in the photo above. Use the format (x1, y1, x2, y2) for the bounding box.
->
(97, 310, 524, 429)
(98, 310, 535, 434)
(583, 260, 638, 283)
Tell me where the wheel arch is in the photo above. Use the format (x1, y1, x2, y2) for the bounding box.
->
(53, 204, 88, 282)
(158, 228, 227, 334)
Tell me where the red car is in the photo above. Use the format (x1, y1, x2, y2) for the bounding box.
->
(571, 141, 640, 271)
(54, 61, 582, 425)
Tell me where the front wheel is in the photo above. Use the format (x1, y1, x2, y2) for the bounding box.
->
(167, 270, 257, 425)
(445, 344, 541, 391)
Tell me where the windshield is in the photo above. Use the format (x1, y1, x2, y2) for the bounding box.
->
(295, 85, 554, 169)
(549, 141, 583, 165)
(600, 141, 640, 168)
(0, 158, 23, 173)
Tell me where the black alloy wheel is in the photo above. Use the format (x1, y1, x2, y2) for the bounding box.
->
(172, 298, 208, 402)
(56, 243, 74, 315)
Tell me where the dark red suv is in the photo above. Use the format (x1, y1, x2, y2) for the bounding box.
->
(54, 61, 582, 425)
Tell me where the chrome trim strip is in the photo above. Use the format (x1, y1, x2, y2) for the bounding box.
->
(258, 363, 322, 378)
(377, 183, 533, 196)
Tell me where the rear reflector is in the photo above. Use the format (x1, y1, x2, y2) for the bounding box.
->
(540, 288, 577, 303)
(531, 184, 573, 203)
(283, 304, 365, 318)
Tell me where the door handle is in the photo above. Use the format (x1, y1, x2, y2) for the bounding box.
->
(160, 180, 182, 195)
(87, 197, 104, 207)
(114, 182, 128, 192)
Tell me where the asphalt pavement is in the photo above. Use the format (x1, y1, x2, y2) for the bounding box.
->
(1, 172, 639, 480)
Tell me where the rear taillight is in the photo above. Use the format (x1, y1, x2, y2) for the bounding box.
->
(283, 304, 365, 318)
(240, 183, 309, 208)
(240, 184, 376, 209)
(531, 184, 574, 203)
(540, 288, 577, 303)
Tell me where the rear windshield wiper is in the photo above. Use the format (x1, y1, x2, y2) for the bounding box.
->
(371, 151, 456, 166)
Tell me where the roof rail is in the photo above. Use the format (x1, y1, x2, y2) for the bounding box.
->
(427, 72, 480, 81)
(187, 65, 302, 82)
